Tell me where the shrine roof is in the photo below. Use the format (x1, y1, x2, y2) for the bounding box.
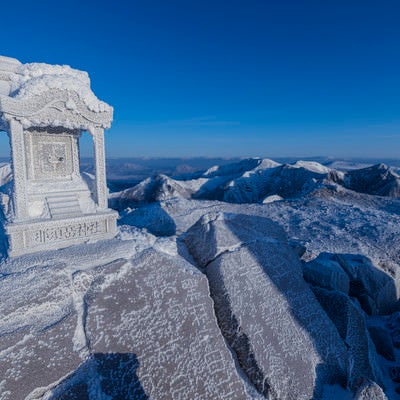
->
(0, 56, 113, 131)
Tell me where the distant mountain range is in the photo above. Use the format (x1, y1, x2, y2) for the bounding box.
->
(110, 157, 400, 206)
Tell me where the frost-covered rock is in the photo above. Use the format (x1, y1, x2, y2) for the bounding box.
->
(184, 211, 287, 268)
(367, 323, 395, 361)
(0, 237, 252, 399)
(335, 254, 396, 315)
(47, 353, 149, 400)
(83, 248, 250, 399)
(0, 266, 82, 399)
(184, 212, 348, 399)
(303, 253, 397, 315)
(353, 380, 387, 400)
(119, 203, 176, 236)
(0, 238, 146, 399)
(303, 254, 350, 293)
(386, 312, 400, 348)
(312, 287, 384, 390)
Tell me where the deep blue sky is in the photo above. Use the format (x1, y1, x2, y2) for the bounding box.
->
(1, 0, 400, 158)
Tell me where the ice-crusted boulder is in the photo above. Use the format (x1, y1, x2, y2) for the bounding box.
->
(303, 255, 350, 293)
(387, 312, 400, 348)
(304, 253, 396, 315)
(312, 287, 384, 391)
(353, 380, 388, 400)
(81, 248, 249, 399)
(48, 353, 148, 399)
(336, 254, 396, 315)
(367, 323, 395, 361)
(0, 238, 146, 399)
(119, 203, 177, 236)
(184, 212, 348, 399)
(0, 265, 85, 399)
(0, 236, 251, 399)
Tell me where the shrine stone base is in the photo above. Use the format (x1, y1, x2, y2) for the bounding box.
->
(6, 211, 118, 257)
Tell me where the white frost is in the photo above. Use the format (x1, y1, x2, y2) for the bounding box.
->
(9, 62, 111, 114)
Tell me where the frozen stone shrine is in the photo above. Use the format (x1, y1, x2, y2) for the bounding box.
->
(0, 56, 117, 256)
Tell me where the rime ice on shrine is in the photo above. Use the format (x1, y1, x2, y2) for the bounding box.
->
(0, 56, 117, 256)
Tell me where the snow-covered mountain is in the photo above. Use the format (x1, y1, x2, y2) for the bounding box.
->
(0, 163, 12, 187)
(1, 157, 400, 399)
(110, 174, 192, 206)
(344, 163, 400, 197)
(111, 157, 400, 206)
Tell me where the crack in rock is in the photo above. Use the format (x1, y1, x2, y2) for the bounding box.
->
(71, 271, 93, 359)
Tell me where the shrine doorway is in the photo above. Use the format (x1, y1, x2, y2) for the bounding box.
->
(0, 131, 10, 164)
(78, 130, 97, 199)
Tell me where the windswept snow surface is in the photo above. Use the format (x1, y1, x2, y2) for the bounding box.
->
(2, 157, 400, 398)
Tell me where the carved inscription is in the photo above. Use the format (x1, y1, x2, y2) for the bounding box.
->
(93, 251, 248, 399)
(30, 220, 107, 245)
(28, 133, 75, 180)
(39, 143, 67, 175)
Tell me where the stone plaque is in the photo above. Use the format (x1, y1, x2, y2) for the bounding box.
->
(28, 220, 107, 246)
(38, 142, 68, 176)
(27, 133, 76, 181)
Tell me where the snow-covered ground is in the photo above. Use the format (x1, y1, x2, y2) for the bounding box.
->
(0, 157, 400, 399)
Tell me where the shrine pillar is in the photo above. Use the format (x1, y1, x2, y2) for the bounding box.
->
(89, 126, 108, 209)
(8, 118, 28, 221)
